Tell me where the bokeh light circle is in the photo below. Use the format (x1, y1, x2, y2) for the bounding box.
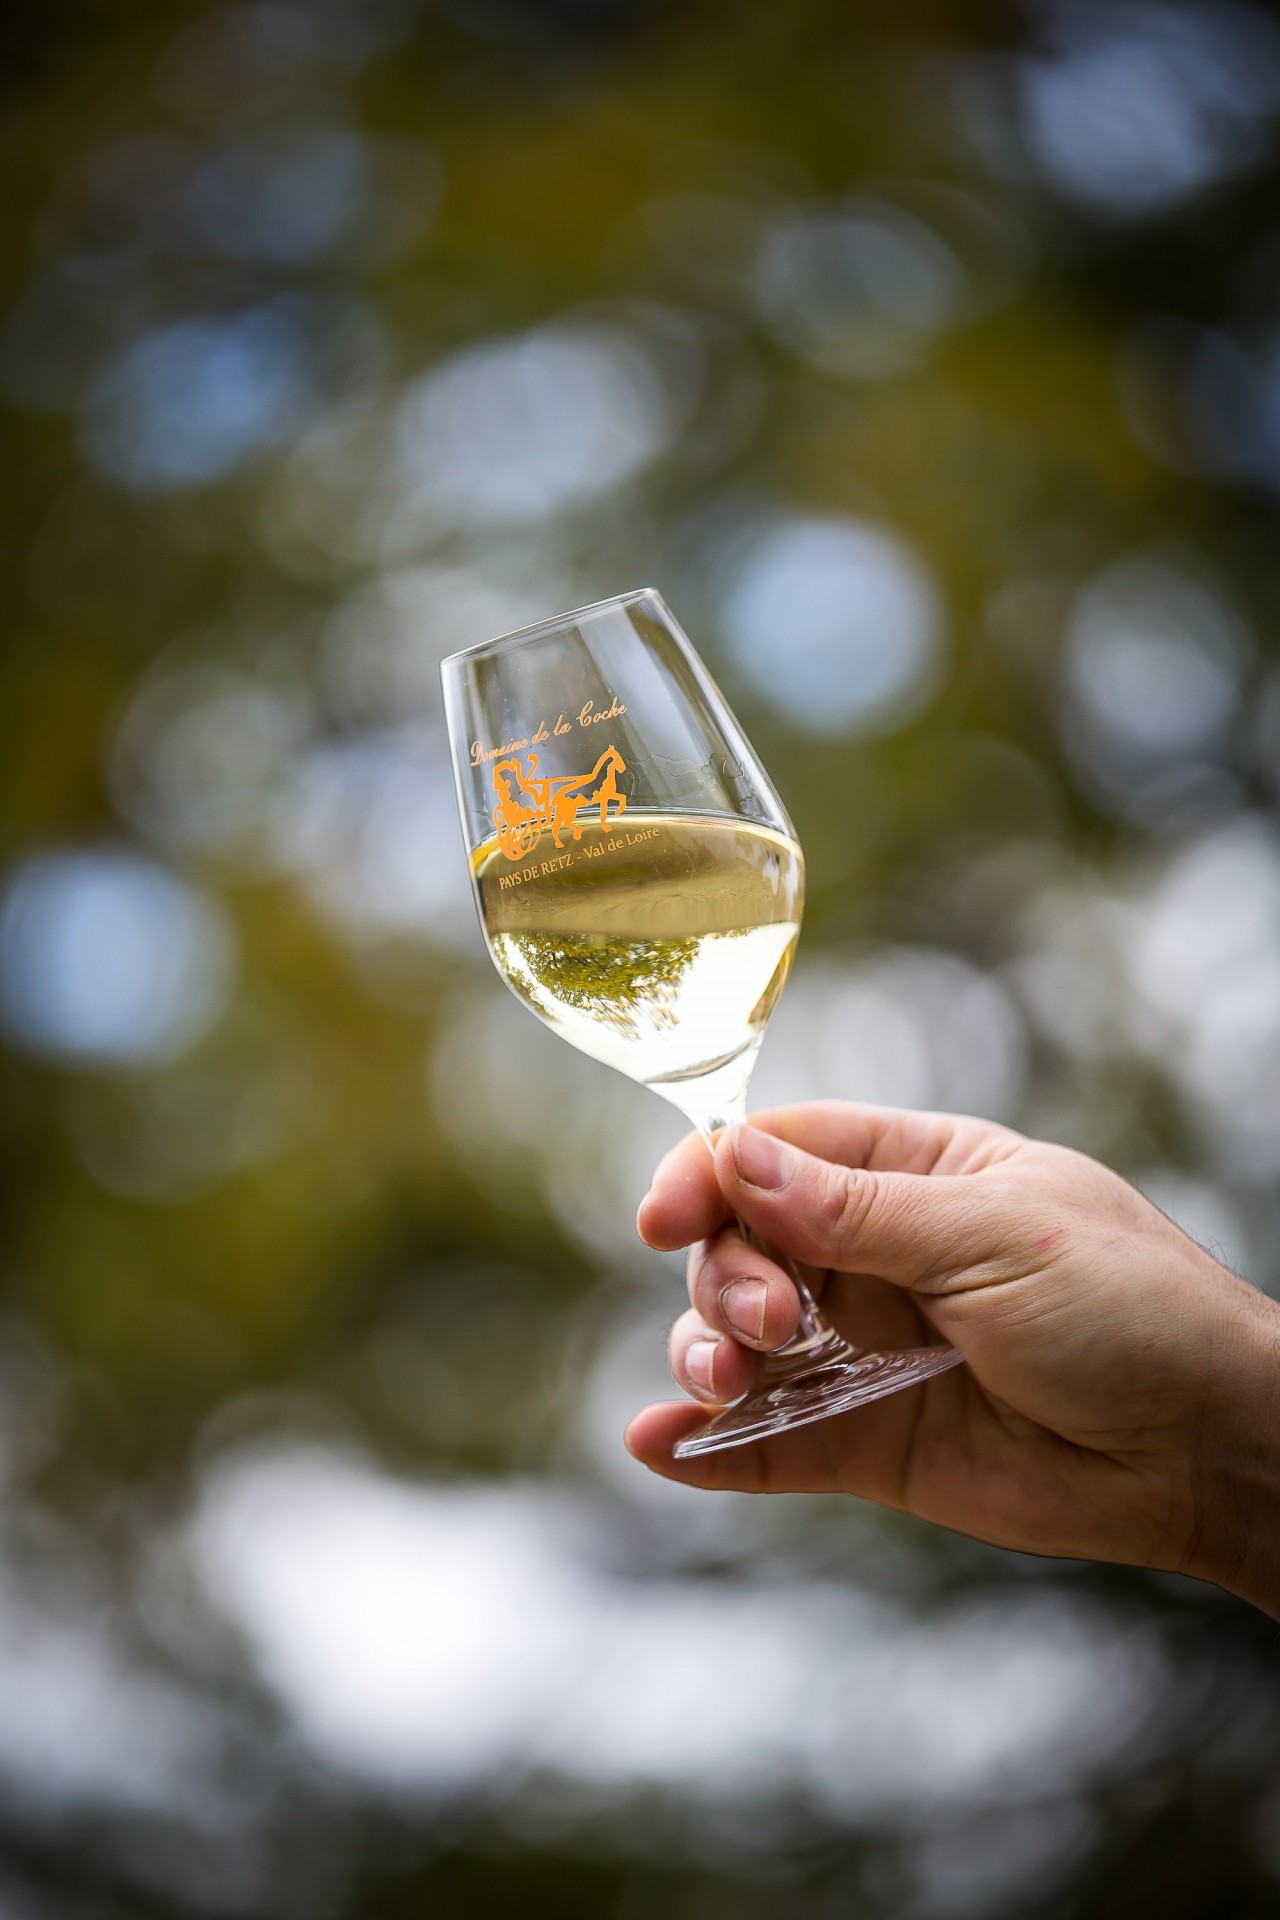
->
(722, 514, 945, 736)
(0, 849, 233, 1065)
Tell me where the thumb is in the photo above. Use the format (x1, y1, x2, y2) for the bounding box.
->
(716, 1123, 1001, 1289)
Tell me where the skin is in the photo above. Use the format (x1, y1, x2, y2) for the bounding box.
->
(625, 1103, 1280, 1618)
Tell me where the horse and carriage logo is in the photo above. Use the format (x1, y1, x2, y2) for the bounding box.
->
(491, 744, 628, 861)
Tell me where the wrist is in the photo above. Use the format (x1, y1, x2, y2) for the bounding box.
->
(1184, 1277, 1280, 1617)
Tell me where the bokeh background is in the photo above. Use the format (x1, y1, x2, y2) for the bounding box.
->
(3, 0, 1280, 1913)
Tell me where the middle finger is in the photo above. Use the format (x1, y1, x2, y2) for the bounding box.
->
(687, 1227, 805, 1351)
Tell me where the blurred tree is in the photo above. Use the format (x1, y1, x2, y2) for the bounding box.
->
(1, 0, 1279, 1915)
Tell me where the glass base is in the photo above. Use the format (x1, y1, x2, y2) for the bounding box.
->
(672, 1343, 965, 1459)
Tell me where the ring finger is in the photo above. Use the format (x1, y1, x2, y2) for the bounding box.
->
(669, 1306, 760, 1405)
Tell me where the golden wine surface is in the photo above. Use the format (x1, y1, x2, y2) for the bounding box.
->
(473, 812, 803, 1090)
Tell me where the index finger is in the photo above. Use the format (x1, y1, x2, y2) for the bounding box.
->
(637, 1102, 1014, 1252)
(636, 1132, 727, 1250)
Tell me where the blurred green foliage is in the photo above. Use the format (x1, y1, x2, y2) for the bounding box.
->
(2, 1, 1280, 1915)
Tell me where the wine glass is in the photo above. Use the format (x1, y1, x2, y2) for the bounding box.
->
(441, 589, 963, 1458)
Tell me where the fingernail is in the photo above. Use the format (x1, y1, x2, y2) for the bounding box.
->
(719, 1278, 768, 1344)
(685, 1338, 720, 1398)
(731, 1124, 794, 1190)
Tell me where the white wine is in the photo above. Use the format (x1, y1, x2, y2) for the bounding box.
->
(473, 812, 803, 1098)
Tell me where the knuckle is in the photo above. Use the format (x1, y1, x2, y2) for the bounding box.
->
(689, 1228, 740, 1294)
(668, 1306, 699, 1353)
(686, 1239, 715, 1296)
(819, 1162, 876, 1253)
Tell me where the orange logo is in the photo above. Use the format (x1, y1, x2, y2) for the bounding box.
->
(491, 745, 628, 860)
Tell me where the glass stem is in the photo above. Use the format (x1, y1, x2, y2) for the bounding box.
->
(692, 1106, 848, 1369)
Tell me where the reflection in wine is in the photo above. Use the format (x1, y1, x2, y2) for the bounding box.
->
(475, 812, 802, 1107)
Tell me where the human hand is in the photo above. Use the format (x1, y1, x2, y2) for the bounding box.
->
(626, 1103, 1280, 1617)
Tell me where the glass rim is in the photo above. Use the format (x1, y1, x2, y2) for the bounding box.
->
(440, 587, 665, 667)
